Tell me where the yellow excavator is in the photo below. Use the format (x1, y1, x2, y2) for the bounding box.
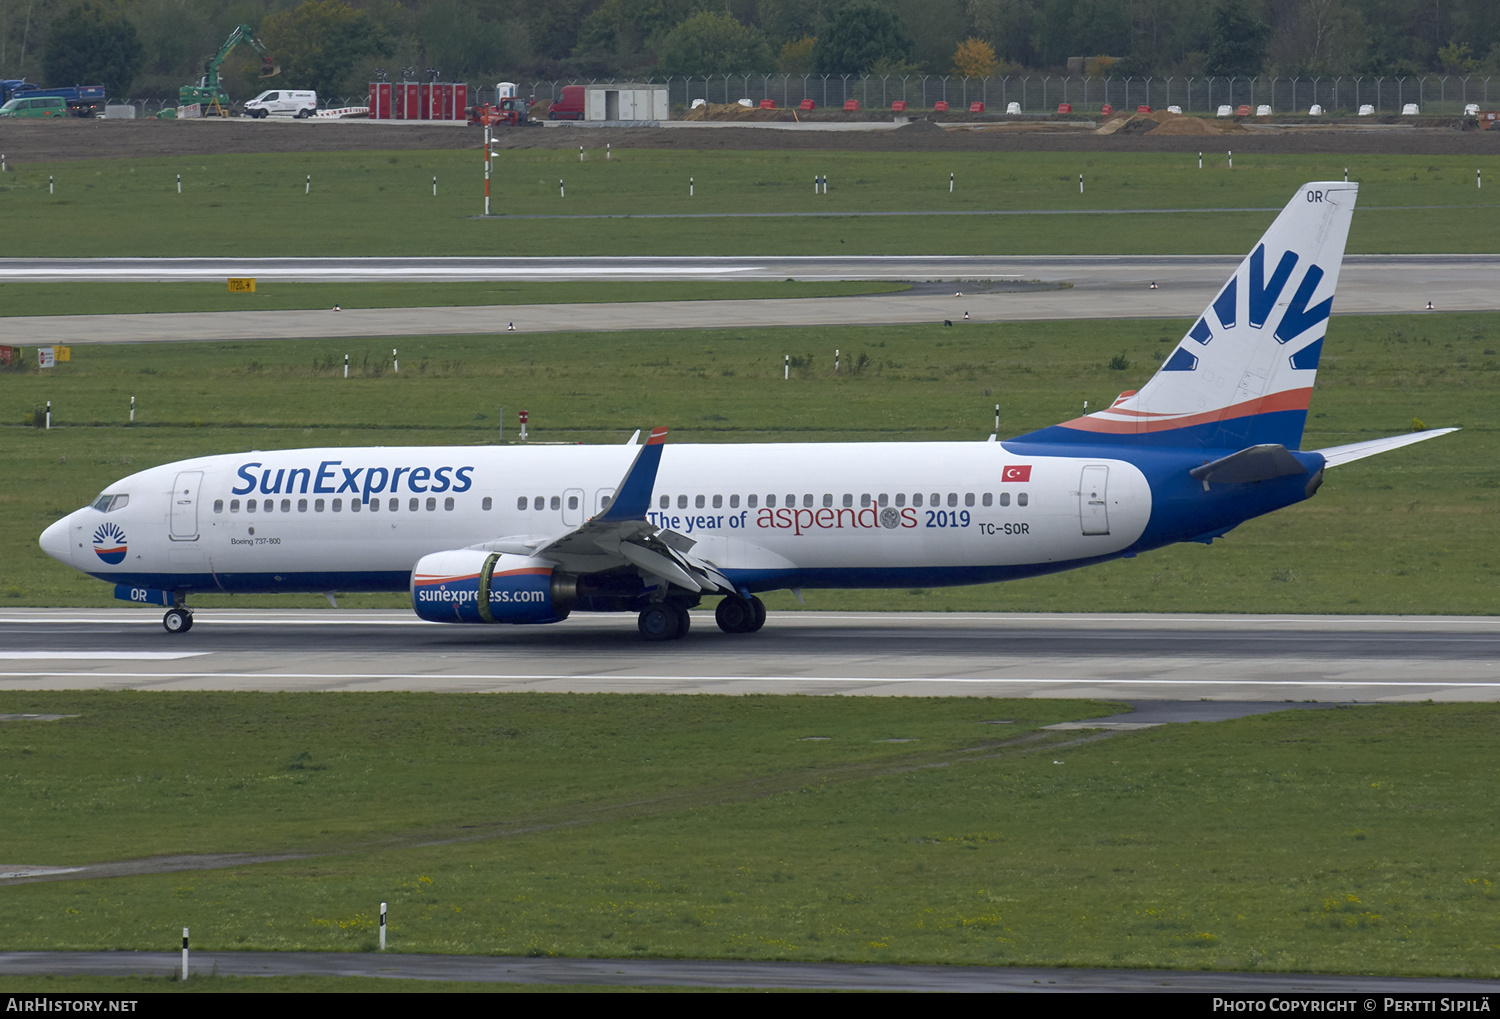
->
(179, 24, 279, 115)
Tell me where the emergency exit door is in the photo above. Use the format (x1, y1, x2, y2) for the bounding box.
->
(1079, 465, 1110, 535)
(170, 471, 202, 540)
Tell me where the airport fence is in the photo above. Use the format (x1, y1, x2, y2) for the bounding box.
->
(110, 74, 1498, 118)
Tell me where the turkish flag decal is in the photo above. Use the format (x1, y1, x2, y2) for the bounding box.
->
(1002, 465, 1032, 482)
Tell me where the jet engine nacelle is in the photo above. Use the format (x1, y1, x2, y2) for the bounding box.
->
(410, 550, 574, 624)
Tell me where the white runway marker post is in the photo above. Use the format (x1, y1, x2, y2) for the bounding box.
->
(689, 176, 694, 197)
(130, 396, 135, 423)
(1079, 173, 1083, 193)
(432, 176, 437, 197)
(306, 174, 311, 195)
(559, 178, 564, 198)
(177, 173, 181, 194)
(1198, 151, 1202, 169)
(392, 348, 398, 373)
(995, 403, 1000, 432)
(344, 354, 349, 379)
(46, 400, 51, 429)
(49, 175, 54, 194)
(181, 927, 189, 980)
(1228, 150, 1233, 168)
(380, 902, 387, 950)
(949, 171, 954, 193)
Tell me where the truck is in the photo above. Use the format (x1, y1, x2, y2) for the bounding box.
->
(548, 84, 585, 120)
(0, 80, 106, 117)
(180, 23, 279, 114)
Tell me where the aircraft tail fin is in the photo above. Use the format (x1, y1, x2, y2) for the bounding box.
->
(1016, 181, 1358, 451)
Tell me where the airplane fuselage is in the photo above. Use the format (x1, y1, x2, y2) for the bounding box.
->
(42, 439, 1320, 602)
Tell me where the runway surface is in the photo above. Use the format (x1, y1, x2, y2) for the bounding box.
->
(2, 610, 1495, 701)
(4, 254, 1494, 345)
(3, 949, 1497, 992)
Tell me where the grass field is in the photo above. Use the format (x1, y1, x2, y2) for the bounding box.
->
(1, 149, 1496, 256)
(1, 692, 1496, 977)
(3, 312, 1494, 613)
(0, 280, 908, 318)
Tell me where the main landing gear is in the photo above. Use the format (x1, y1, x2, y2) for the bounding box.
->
(163, 605, 194, 634)
(636, 595, 766, 641)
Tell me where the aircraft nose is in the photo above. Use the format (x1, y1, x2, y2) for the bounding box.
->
(39, 513, 75, 566)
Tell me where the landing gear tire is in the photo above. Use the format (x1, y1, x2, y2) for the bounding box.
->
(716, 595, 767, 634)
(638, 603, 681, 641)
(746, 596, 767, 633)
(163, 608, 193, 634)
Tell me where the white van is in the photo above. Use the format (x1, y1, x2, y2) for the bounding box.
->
(243, 90, 318, 119)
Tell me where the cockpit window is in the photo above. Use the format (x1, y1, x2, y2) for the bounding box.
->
(92, 494, 129, 512)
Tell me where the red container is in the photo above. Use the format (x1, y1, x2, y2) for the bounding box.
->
(931, 100, 947, 111)
(759, 98, 775, 109)
(799, 99, 815, 111)
(369, 82, 392, 119)
(1137, 105, 1152, 113)
(401, 83, 420, 119)
(1101, 103, 1113, 115)
(1236, 104, 1251, 116)
(1057, 102, 1072, 114)
(969, 101, 984, 113)
(892, 100, 908, 111)
(843, 99, 859, 111)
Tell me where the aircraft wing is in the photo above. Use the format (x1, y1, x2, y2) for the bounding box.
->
(468, 426, 737, 594)
(1314, 428, 1458, 468)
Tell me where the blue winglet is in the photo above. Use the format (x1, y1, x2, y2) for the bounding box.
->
(593, 426, 667, 522)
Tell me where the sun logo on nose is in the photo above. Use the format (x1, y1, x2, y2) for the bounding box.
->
(92, 522, 127, 565)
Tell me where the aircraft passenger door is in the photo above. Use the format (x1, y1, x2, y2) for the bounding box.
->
(170, 471, 203, 541)
(1079, 465, 1110, 536)
(563, 487, 585, 526)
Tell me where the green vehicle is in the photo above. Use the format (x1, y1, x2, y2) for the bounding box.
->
(179, 23, 279, 114)
(0, 95, 67, 117)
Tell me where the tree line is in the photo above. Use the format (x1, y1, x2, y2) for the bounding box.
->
(5, 0, 1499, 104)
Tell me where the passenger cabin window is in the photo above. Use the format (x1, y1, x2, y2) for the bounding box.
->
(695, 495, 705, 509)
(482, 497, 493, 511)
(533, 497, 544, 511)
(387, 498, 397, 511)
(712, 494, 723, 509)
(729, 494, 740, 509)
(315, 499, 325, 512)
(445, 497, 455, 511)
(747, 494, 758, 508)
(981, 493, 992, 507)
(518, 496, 528, 510)
(427, 497, 437, 511)
(912, 493, 922, 507)
(659, 495, 670, 509)
(247, 499, 257, 513)
(678, 495, 688, 509)
(281, 498, 291, 512)
(895, 493, 906, 507)
(550, 495, 561, 511)
(299, 499, 309, 512)
(948, 493, 958, 507)
(567, 495, 578, 510)
(999, 493, 1010, 507)
(332, 498, 342, 512)
(765, 495, 775, 508)
(410, 498, 418, 512)
(214, 499, 224, 514)
(1018, 493, 1029, 507)
(350, 499, 360, 513)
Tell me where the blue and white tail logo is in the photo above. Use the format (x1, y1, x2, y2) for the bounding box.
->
(1022, 182, 1358, 451)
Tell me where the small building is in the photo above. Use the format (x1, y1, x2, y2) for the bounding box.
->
(584, 84, 668, 122)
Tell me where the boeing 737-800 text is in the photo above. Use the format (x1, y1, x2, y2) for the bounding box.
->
(39, 182, 1455, 639)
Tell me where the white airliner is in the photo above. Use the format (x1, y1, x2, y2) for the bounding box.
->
(41, 181, 1455, 639)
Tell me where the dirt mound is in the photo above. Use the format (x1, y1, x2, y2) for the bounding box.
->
(680, 102, 794, 122)
(895, 117, 946, 134)
(1094, 110, 1241, 136)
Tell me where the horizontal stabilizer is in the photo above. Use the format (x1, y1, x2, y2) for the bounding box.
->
(1189, 444, 1308, 486)
(1316, 428, 1458, 468)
